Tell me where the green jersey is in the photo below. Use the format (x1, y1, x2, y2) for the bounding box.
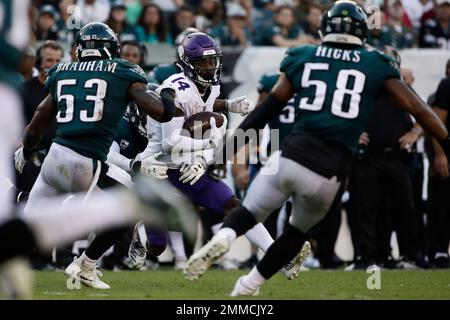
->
(280, 43, 400, 152)
(258, 72, 298, 146)
(45, 58, 148, 161)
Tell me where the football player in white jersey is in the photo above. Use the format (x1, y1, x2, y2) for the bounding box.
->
(138, 32, 306, 278)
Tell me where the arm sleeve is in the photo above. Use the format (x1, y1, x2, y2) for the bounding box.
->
(161, 116, 211, 152)
(107, 141, 132, 173)
(434, 78, 450, 112)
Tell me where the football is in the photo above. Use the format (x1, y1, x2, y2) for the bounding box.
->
(182, 111, 224, 139)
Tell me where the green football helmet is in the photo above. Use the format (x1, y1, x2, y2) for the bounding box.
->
(75, 22, 120, 61)
(321, 1, 369, 46)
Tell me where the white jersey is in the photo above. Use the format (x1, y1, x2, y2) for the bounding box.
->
(159, 73, 220, 117)
(141, 73, 220, 167)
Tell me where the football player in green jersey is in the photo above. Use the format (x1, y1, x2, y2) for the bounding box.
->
(13, 22, 180, 290)
(185, 1, 450, 295)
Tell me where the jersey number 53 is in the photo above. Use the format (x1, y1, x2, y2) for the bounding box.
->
(56, 78, 107, 123)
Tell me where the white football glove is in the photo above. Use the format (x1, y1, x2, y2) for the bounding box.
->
(133, 152, 168, 179)
(226, 96, 255, 116)
(14, 147, 41, 174)
(209, 115, 228, 149)
(179, 156, 206, 185)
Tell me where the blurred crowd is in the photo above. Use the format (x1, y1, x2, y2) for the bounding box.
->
(28, 0, 450, 50)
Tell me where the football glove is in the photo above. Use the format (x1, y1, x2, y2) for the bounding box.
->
(131, 152, 168, 179)
(208, 115, 227, 149)
(226, 96, 255, 116)
(14, 146, 41, 174)
(179, 156, 206, 185)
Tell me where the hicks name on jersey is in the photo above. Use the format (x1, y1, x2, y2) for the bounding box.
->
(55, 60, 118, 74)
(315, 45, 361, 63)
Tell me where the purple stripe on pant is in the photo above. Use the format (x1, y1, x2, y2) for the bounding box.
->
(167, 169, 234, 215)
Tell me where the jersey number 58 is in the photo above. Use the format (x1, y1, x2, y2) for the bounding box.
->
(299, 63, 366, 119)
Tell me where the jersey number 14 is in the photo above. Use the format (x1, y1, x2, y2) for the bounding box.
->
(56, 78, 107, 123)
(299, 63, 366, 119)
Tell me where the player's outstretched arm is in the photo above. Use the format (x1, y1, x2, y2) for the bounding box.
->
(384, 78, 448, 142)
(214, 73, 294, 164)
(129, 82, 177, 123)
(23, 94, 57, 155)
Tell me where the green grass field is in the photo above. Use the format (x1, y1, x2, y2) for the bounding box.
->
(32, 268, 450, 300)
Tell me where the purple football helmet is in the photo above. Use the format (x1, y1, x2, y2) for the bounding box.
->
(177, 32, 223, 87)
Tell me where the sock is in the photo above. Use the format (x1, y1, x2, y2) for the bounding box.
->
(85, 226, 129, 260)
(169, 231, 186, 260)
(80, 251, 98, 270)
(211, 222, 223, 235)
(212, 222, 237, 262)
(243, 266, 266, 290)
(222, 206, 258, 237)
(244, 223, 274, 253)
(24, 190, 138, 251)
(0, 219, 36, 264)
(216, 227, 237, 243)
(256, 224, 307, 279)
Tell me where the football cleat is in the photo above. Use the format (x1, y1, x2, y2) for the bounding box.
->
(123, 221, 148, 270)
(184, 235, 230, 280)
(281, 241, 312, 280)
(230, 275, 260, 297)
(64, 256, 110, 289)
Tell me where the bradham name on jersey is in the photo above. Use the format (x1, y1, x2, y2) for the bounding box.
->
(55, 61, 118, 73)
(315, 46, 361, 63)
